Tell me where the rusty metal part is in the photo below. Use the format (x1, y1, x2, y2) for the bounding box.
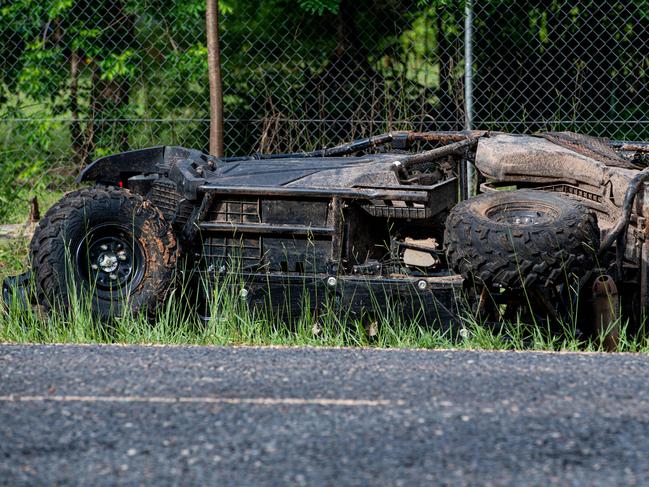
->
(399, 137, 480, 168)
(592, 275, 619, 352)
(610, 141, 649, 153)
(251, 130, 489, 160)
(642, 241, 649, 321)
(301, 132, 401, 157)
(529, 287, 561, 323)
(475, 286, 490, 319)
(251, 131, 402, 159)
(407, 130, 491, 144)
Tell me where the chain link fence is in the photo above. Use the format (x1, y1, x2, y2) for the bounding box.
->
(473, 0, 648, 138)
(1, 0, 647, 222)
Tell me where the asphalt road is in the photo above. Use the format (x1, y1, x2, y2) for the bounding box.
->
(1, 345, 649, 486)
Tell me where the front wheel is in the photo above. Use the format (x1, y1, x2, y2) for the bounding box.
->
(445, 189, 599, 290)
(30, 186, 177, 320)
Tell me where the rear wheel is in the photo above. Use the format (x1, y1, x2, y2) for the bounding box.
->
(30, 186, 177, 320)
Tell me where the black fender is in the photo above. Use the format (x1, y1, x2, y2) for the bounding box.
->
(76, 146, 166, 185)
(77, 145, 211, 201)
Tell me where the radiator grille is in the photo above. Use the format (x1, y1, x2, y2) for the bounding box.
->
(206, 199, 260, 224)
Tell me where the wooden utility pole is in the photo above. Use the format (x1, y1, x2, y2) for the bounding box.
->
(206, 0, 224, 156)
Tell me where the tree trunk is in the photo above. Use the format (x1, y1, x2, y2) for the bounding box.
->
(206, 0, 224, 157)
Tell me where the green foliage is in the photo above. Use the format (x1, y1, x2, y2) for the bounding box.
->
(298, 0, 340, 15)
(97, 50, 138, 81)
(1, 261, 647, 352)
(0, 0, 647, 226)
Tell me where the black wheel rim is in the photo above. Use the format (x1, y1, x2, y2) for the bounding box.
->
(75, 224, 145, 293)
(486, 202, 559, 226)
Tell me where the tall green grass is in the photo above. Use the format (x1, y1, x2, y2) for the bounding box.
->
(2, 264, 648, 352)
(2, 231, 647, 352)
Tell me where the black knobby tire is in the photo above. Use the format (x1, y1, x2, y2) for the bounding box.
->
(29, 186, 177, 319)
(445, 190, 599, 289)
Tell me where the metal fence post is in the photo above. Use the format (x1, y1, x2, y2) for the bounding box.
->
(464, 0, 475, 197)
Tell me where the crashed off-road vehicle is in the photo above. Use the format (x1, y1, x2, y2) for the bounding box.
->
(4, 130, 649, 339)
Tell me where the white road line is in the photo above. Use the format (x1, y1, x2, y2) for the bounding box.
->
(0, 395, 393, 407)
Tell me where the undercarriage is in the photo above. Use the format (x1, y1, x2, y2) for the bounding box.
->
(4, 129, 649, 339)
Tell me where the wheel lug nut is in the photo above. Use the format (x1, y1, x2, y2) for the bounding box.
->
(100, 244, 108, 251)
(117, 252, 127, 261)
(91, 264, 99, 270)
(109, 273, 117, 280)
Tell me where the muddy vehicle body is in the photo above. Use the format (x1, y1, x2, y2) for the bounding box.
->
(4, 130, 649, 336)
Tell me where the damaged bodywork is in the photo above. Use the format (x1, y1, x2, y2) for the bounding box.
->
(4, 129, 649, 337)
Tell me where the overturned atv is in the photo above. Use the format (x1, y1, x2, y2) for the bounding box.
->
(3, 130, 649, 339)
